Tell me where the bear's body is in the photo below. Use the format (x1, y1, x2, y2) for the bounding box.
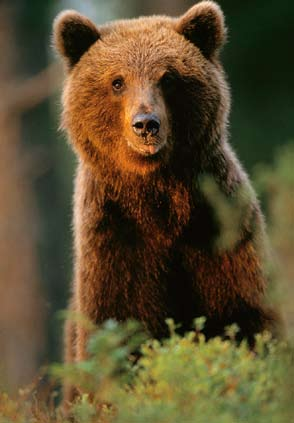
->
(53, 1, 279, 403)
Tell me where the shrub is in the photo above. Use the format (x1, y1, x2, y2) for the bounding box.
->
(0, 318, 293, 423)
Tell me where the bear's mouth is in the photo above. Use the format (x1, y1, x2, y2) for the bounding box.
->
(127, 139, 166, 156)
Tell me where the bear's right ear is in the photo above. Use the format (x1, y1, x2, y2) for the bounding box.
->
(53, 10, 100, 69)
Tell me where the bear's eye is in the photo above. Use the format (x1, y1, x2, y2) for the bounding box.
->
(160, 71, 176, 90)
(112, 78, 124, 91)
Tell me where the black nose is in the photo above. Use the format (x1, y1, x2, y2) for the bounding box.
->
(132, 114, 161, 137)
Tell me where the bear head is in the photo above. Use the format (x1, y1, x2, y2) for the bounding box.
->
(53, 1, 229, 176)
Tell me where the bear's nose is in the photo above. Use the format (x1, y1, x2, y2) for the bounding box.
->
(132, 114, 161, 137)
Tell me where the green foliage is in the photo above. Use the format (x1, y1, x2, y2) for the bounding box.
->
(0, 319, 293, 423)
(51, 319, 145, 401)
(254, 142, 294, 252)
(199, 176, 257, 252)
(254, 142, 294, 337)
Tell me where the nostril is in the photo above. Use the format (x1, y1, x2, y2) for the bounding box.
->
(146, 120, 160, 136)
(133, 122, 144, 129)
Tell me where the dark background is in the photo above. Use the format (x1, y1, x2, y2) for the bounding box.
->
(0, 0, 293, 391)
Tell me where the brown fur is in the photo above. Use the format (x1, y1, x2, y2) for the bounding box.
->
(53, 1, 280, 405)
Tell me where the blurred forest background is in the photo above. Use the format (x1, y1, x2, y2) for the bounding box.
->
(0, 0, 293, 394)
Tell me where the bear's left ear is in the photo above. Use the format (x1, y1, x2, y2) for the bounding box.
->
(53, 10, 100, 69)
(175, 1, 226, 59)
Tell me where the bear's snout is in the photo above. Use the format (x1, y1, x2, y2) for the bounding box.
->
(132, 114, 161, 138)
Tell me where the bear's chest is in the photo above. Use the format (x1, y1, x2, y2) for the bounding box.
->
(95, 189, 218, 254)
(97, 197, 181, 249)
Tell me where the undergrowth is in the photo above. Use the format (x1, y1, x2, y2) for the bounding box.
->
(0, 318, 293, 423)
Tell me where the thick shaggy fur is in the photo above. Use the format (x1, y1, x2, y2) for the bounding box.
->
(53, 1, 279, 404)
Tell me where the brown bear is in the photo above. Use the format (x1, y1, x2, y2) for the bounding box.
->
(53, 1, 280, 403)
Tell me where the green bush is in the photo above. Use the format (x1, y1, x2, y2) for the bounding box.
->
(0, 319, 293, 423)
(253, 142, 294, 337)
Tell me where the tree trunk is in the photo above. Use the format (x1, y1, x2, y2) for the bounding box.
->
(0, 4, 58, 392)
